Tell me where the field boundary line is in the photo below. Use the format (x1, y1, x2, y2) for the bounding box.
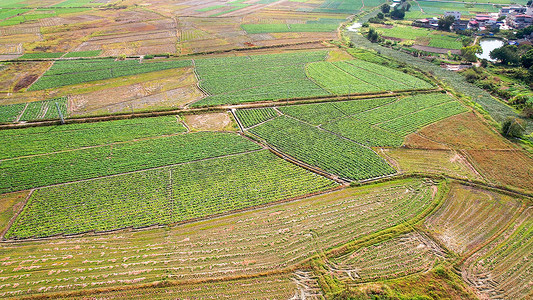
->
(0, 89, 441, 129)
(0, 189, 33, 240)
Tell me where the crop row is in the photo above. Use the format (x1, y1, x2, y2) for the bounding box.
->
(234, 108, 278, 128)
(249, 116, 395, 180)
(6, 150, 337, 239)
(0, 179, 435, 296)
(0, 132, 260, 193)
(0, 115, 186, 160)
(29, 59, 192, 90)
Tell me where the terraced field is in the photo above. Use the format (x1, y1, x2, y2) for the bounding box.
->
(332, 232, 446, 283)
(424, 183, 524, 255)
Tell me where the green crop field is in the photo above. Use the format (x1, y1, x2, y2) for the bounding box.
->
(192, 51, 330, 106)
(234, 107, 278, 128)
(0, 115, 185, 159)
(29, 59, 192, 90)
(18, 52, 64, 59)
(307, 59, 434, 95)
(248, 116, 396, 180)
(0, 131, 261, 193)
(62, 50, 101, 58)
(6, 150, 337, 239)
(241, 20, 341, 34)
(0, 97, 68, 123)
(192, 52, 434, 107)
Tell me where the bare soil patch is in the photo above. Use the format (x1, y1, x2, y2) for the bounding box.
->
(184, 112, 236, 131)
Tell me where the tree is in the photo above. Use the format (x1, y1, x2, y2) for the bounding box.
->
(381, 4, 390, 14)
(501, 117, 526, 138)
(461, 45, 482, 62)
(404, 2, 411, 11)
(390, 8, 405, 20)
(520, 49, 533, 69)
(377, 12, 384, 19)
(438, 15, 455, 31)
(490, 45, 520, 65)
(367, 27, 381, 43)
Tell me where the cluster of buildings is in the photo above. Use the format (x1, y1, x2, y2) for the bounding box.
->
(413, 4, 533, 32)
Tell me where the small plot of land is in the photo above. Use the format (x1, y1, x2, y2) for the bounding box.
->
(241, 18, 344, 33)
(373, 25, 463, 50)
(0, 131, 261, 193)
(6, 150, 337, 239)
(464, 150, 533, 193)
(0, 191, 29, 235)
(407, 112, 513, 150)
(0, 178, 436, 297)
(0, 97, 67, 123)
(380, 149, 481, 180)
(332, 232, 446, 283)
(463, 207, 532, 300)
(29, 59, 192, 90)
(192, 51, 330, 107)
(183, 112, 236, 131)
(234, 107, 278, 128)
(67, 67, 202, 116)
(424, 183, 523, 255)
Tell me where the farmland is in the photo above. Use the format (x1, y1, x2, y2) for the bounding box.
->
(0, 131, 263, 193)
(30, 59, 193, 90)
(249, 116, 396, 180)
(6, 150, 338, 239)
(0, 0, 532, 298)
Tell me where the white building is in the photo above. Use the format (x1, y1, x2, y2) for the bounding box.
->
(444, 11, 461, 20)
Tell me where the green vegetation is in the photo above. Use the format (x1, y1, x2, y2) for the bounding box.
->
(63, 50, 101, 58)
(0, 116, 186, 159)
(249, 116, 395, 180)
(6, 150, 337, 239)
(234, 108, 278, 128)
(29, 59, 192, 90)
(277, 97, 396, 125)
(307, 59, 433, 95)
(374, 25, 463, 50)
(0, 97, 68, 123)
(0, 132, 261, 193)
(18, 52, 64, 59)
(192, 51, 329, 106)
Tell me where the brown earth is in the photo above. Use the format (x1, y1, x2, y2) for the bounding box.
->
(183, 112, 236, 132)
